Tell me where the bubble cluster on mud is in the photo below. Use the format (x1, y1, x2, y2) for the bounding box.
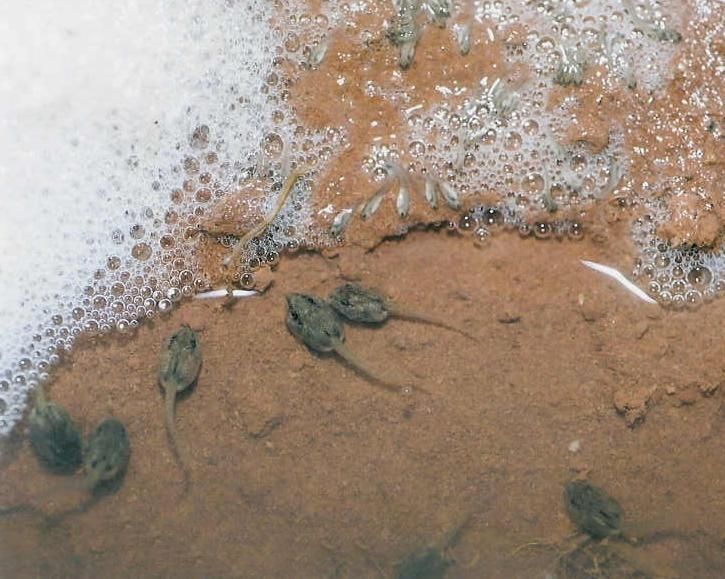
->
(632, 204, 725, 309)
(349, 0, 684, 225)
(0, 0, 335, 435)
(324, 0, 721, 306)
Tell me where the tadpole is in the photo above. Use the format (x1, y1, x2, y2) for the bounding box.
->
(158, 325, 202, 489)
(28, 386, 83, 475)
(328, 283, 477, 341)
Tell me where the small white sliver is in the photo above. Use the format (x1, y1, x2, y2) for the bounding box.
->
(580, 260, 657, 305)
(194, 289, 257, 300)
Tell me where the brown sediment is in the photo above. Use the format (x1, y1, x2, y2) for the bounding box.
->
(623, 4, 724, 247)
(1, 3, 724, 574)
(1, 231, 724, 577)
(659, 191, 723, 248)
(547, 65, 630, 154)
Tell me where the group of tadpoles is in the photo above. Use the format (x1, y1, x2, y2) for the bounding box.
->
(3, 286, 683, 577)
(0, 387, 130, 522)
(392, 479, 667, 578)
(3, 280, 474, 521)
(0, 323, 202, 522)
(285, 282, 477, 394)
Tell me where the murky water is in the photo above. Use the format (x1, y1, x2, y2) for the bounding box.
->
(1, 1, 723, 577)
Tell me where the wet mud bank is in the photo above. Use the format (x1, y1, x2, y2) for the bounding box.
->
(1, 230, 724, 578)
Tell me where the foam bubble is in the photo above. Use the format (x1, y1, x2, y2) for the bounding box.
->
(0, 0, 282, 435)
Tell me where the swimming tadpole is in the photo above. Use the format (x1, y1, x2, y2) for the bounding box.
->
(0, 417, 130, 523)
(285, 292, 422, 394)
(328, 283, 478, 341)
(158, 324, 202, 490)
(564, 480, 622, 540)
(28, 385, 83, 475)
(83, 418, 130, 493)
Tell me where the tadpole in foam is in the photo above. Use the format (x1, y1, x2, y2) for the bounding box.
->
(223, 166, 309, 269)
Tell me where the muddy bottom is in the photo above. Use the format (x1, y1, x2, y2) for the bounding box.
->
(1, 230, 724, 578)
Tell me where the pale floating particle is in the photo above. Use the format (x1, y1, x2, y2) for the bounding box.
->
(437, 180, 460, 210)
(580, 260, 657, 304)
(305, 40, 328, 69)
(424, 177, 438, 209)
(455, 23, 471, 56)
(568, 440, 581, 453)
(360, 180, 394, 219)
(396, 181, 410, 217)
(194, 289, 257, 300)
(330, 208, 354, 235)
(554, 46, 585, 87)
(424, 0, 451, 28)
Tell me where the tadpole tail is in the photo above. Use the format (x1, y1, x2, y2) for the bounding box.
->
(223, 166, 310, 268)
(43, 494, 102, 528)
(334, 342, 430, 394)
(165, 387, 191, 495)
(386, 303, 479, 342)
(0, 503, 44, 519)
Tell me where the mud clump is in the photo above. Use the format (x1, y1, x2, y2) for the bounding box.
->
(613, 386, 657, 428)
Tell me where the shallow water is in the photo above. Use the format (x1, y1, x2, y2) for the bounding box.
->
(1, 232, 724, 577)
(1, 1, 724, 577)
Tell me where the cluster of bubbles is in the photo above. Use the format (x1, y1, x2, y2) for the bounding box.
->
(631, 204, 725, 309)
(372, 98, 626, 213)
(351, 0, 723, 308)
(453, 203, 585, 246)
(478, 0, 683, 91)
(0, 0, 336, 436)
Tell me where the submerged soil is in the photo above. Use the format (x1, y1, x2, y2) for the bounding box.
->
(1, 229, 724, 578)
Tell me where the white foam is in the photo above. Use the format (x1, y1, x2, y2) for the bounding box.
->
(0, 0, 279, 432)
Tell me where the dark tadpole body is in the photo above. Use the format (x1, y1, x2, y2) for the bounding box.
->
(328, 283, 478, 341)
(396, 547, 451, 579)
(564, 480, 622, 540)
(285, 293, 346, 352)
(158, 324, 202, 488)
(0, 417, 130, 523)
(285, 293, 409, 393)
(328, 283, 389, 324)
(83, 418, 130, 492)
(28, 387, 83, 474)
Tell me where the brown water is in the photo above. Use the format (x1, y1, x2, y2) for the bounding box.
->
(1, 229, 724, 578)
(1, 1, 724, 577)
